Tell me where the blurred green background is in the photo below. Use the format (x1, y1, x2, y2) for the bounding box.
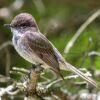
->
(0, 0, 100, 87)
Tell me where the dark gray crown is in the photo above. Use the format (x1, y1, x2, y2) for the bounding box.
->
(11, 13, 37, 28)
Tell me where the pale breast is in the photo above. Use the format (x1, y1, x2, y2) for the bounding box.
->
(12, 34, 44, 65)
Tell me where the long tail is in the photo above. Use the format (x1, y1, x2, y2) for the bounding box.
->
(60, 62, 97, 87)
(52, 46, 97, 87)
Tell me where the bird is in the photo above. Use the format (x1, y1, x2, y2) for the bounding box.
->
(4, 13, 97, 87)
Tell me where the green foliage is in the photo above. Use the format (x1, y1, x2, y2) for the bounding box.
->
(0, 0, 100, 94)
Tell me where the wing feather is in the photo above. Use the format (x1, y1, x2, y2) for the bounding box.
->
(22, 31, 61, 74)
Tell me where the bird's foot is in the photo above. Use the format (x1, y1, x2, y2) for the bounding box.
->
(32, 64, 44, 73)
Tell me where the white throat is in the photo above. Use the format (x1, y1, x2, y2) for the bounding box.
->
(11, 28, 22, 37)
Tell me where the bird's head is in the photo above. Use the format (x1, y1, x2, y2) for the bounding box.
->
(4, 13, 38, 34)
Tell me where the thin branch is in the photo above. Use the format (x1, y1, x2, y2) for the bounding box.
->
(64, 9, 100, 55)
(46, 72, 91, 89)
(0, 66, 93, 99)
(0, 41, 12, 51)
(12, 67, 29, 74)
(0, 74, 11, 83)
(88, 51, 100, 56)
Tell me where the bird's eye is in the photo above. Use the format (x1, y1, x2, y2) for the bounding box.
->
(21, 23, 26, 27)
(20, 22, 30, 27)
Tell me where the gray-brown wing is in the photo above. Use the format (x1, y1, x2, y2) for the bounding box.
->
(22, 31, 61, 74)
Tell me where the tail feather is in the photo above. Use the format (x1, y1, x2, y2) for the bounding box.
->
(53, 46, 97, 87)
(60, 62, 97, 87)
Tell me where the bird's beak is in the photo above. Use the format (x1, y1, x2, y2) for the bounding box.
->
(4, 24, 12, 28)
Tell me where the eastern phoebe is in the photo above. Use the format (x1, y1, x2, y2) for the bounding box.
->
(4, 13, 97, 87)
